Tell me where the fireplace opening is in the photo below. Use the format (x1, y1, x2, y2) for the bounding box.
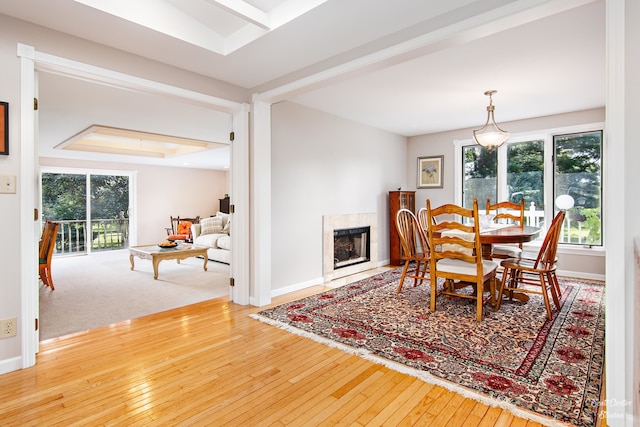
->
(334, 226, 370, 269)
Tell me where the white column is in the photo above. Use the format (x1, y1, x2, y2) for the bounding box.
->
(250, 98, 272, 306)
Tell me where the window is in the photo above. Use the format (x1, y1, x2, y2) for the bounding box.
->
(455, 126, 603, 247)
(41, 168, 134, 254)
(554, 131, 602, 245)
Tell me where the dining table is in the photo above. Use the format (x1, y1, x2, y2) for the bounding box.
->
(428, 223, 543, 303)
(480, 224, 542, 303)
(479, 224, 542, 259)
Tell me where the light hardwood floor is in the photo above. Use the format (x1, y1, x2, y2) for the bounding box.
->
(0, 268, 564, 426)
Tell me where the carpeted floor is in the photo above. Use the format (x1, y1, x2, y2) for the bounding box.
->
(39, 249, 230, 340)
(252, 268, 605, 427)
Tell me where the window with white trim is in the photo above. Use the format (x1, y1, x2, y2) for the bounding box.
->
(455, 126, 603, 246)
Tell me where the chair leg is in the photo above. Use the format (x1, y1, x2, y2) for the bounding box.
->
(476, 279, 484, 322)
(496, 267, 511, 311)
(417, 261, 429, 286)
(397, 261, 411, 293)
(429, 276, 438, 312)
(547, 272, 560, 309)
(538, 273, 552, 320)
(412, 261, 421, 287)
(40, 265, 55, 290)
(47, 267, 55, 290)
(551, 271, 562, 298)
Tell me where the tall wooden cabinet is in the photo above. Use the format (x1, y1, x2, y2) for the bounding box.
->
(219, 196, 230, 214)
(389, 190, 416, 266)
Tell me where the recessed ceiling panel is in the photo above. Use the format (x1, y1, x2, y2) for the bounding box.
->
(56, 125, 226, 159)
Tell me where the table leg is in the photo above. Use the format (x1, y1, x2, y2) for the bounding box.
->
(130, 254, 135, 271)
(202, 256, 208, 272)
(481, 243, 493, 260)
(152, 258, 160, 280)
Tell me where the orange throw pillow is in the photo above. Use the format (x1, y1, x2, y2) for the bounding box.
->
(177, 221, 192, 235)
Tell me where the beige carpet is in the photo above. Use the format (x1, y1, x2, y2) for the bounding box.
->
(39, 249, 230, 341)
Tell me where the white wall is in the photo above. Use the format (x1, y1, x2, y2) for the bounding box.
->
(270, 102, 407, 291)
(40, 157, 229, 244)
(408, 108, 606, 278)
(623, 0, 640, 423)
(0, 17, 22, 365)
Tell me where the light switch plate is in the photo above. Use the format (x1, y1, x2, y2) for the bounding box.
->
(0, 175, 16, 194)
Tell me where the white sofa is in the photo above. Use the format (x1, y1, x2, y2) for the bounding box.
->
(191, 212, 230, 264)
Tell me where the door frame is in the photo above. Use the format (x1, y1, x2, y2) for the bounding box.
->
(18, 43, 250, 368)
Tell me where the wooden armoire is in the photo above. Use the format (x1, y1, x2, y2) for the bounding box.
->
(389, 190, 416, 266)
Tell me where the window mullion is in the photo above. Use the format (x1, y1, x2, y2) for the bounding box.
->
(544, 134, 554, 230)
(497, 144, 508, 203)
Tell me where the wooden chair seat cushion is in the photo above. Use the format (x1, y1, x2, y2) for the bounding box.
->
(500, 257, 556, 274)
(492, 244, 523, 258)
(436, 258, 498, 277)
(167, 234, 189, 241)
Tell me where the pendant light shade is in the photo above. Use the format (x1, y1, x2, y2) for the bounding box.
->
(473, 90, 510, 149)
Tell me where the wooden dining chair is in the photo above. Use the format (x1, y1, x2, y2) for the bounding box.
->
(486, 198, 525, 259)
(496, 210, 565, 320)
(426, 199, 499, 321)
(39, 220, 60, 290)
(166, 216, 200, 242)
(395, 209, 430, 293)
(417, 207, 439, 232)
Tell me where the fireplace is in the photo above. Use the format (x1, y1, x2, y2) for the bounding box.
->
(334, 226, 370, 269)
(323, 213, 377, 282)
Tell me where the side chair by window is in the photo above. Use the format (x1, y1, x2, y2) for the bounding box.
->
(395, 208, 430, 293)
(426, 199, 499, 322)
(166, 216, 200, 243)
(39, 220, 60, 290)
(486, 198, 525, 259)
(496, 210, 565, 320)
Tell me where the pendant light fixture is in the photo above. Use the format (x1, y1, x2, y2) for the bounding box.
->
(473, 90, 510, 149)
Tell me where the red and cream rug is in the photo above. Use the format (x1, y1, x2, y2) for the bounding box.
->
(252, 268, 605, 427)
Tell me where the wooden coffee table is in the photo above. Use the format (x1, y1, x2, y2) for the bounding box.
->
(129, 243, 208, 280)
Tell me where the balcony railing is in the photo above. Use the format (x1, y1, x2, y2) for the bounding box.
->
(524, 203, 593, 245)
(52, 219, 129, 255)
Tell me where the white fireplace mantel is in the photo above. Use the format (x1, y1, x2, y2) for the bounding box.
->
(323, 213, 378, 282)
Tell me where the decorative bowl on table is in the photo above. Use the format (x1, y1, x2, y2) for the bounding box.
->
(158, 241, 178, 248)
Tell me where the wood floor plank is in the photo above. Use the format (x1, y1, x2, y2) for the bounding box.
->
(0, 270, 552, 426)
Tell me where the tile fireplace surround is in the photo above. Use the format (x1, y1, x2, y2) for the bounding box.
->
(323, 213, 378, 282)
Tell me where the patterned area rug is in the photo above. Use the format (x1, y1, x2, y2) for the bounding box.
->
(252, 268, 605, 427)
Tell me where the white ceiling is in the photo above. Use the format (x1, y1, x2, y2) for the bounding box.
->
(0, 0, 605, 169)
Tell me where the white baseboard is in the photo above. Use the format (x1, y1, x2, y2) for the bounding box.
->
(0, 356, 23, 375)
(557, 269, 605, 282)
(270, 276, 325, 298)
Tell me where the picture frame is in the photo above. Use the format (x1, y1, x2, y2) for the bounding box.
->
(417, 155, 443, 188)
(0, 102, 8, 155)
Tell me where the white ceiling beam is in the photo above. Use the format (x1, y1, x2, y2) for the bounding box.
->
(73, 0, 226, 53)
(255, 0, 598, 103)
(211, 0, 271, 30)
(270, 0, 329, 29)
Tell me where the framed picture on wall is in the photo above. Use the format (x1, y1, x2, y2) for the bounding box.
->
(417, 155, 443, 188)
(0, 102, 7, 155)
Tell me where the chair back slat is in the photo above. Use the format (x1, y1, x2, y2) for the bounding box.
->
(427, 200, 482, 270)
(426, 198, 498, 322)
(39, 221, 59, 261)
(486, 199, 525, 226)
(395, 208, 430, 293)
(396, 209, 429, 259)
(535, 210, 565, 268)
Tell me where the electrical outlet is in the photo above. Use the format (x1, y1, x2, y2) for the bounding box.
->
(1, 318, 17, 338)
